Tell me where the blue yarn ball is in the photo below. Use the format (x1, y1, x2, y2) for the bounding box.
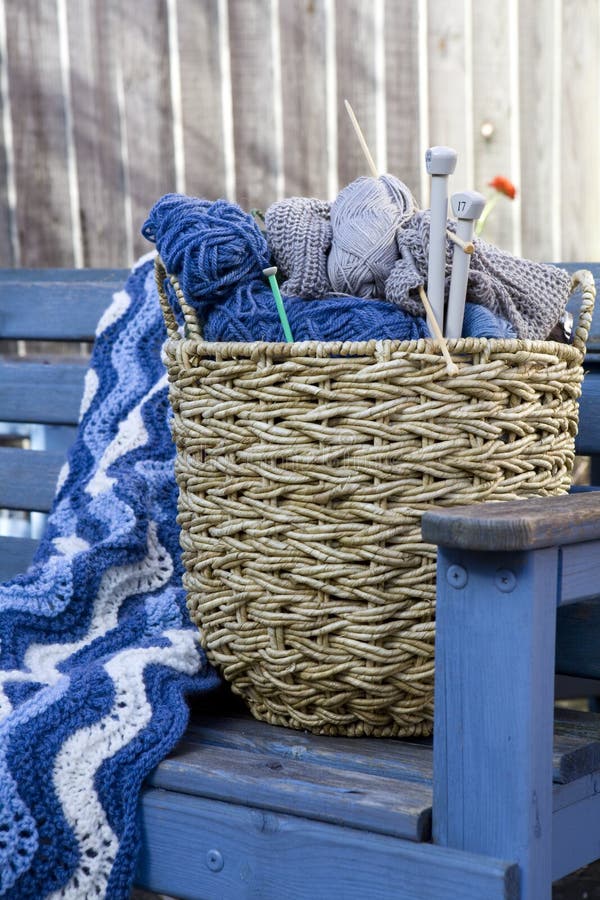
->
(142, 194, 270, 310)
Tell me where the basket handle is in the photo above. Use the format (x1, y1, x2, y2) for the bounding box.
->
(154, 256, 203, 341)
(570, 269, 596, 354)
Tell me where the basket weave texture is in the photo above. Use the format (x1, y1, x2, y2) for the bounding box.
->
(157, 259, 595, 737)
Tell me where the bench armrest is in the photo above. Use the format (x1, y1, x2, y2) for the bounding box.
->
(422, 492, 600, 552)
(429, 491, 600, 893)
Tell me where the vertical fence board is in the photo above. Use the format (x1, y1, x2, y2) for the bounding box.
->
(0, 2, 15, 266)
(560, 0, 600, 262)
(384, 0, 422, 202)
(67, 0, 128, 266)
(471, 1, 517, 252)
(176, 0, 228, 201)
(5, 0, 74, 267)
(518, 0, 557, 261)
(228, 0, 279, 210)
(425, 0, 471, 194)
(279, 0, 329, 199)
(335, 0, 378, 187)
(115, 0, 175, 260)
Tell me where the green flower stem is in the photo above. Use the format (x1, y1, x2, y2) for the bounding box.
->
(474, 191, 500, 236)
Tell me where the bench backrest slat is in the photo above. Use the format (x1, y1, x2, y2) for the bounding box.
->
(0, 447, 65, 512)
(0, 536, 38, 581)
(0, 362, 87, 425)
(575, 366, 600, 455)
(0, 276, 126, 341)
(562, 262, 600, 356)
(0, 268, 129, 283)
(0, 271, 130, 579)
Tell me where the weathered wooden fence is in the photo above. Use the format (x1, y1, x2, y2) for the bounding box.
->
(0, 0, 598, 269)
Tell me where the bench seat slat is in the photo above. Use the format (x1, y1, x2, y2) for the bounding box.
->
(0, 362, 87, 425)
(189, 709, 600, 789)
(144, 707, 600, 842)
(186, 713, 433, 785)
(147, 737, 433, 842)
(0, 536, 38, 581)
(0, 447, 63, 511)
(553, 708, 600, 783)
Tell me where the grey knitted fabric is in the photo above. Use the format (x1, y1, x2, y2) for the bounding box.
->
(265, 196, 332, 298)
(266, 190, 571, 341)
(386, 211, 572, 340)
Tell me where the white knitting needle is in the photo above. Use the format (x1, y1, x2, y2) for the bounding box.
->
(445, 191, 486, 339)
(425, 147, 457, 332)
(344, 100, 379, 179)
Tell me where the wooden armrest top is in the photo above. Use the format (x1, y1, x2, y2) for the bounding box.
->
(421, 492, 600, 552)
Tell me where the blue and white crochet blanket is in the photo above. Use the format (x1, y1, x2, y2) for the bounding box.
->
(0, 255, 220, 899)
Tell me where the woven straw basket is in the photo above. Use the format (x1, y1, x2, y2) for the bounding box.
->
(156, 257, 595, 737)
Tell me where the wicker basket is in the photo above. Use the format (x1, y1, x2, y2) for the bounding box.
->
(156, 257, 595, 737)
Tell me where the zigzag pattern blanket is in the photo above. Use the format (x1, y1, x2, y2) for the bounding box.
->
(0, 256, 220, 898)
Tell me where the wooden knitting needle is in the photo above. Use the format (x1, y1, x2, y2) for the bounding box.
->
(401, 246, 458, 376)
(445, 191, 486, 339)
(425, 146, 457, 332)
(344, 100, 379, 179)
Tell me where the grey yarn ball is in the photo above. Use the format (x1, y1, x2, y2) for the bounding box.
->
(327, 175, 417, 298)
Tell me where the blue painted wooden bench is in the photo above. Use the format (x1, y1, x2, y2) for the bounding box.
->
(2, 266, 600, 899)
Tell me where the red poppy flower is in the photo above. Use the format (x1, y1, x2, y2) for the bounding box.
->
(488, 176, 517, 200)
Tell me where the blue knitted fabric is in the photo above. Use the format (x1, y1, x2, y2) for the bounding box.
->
(0, 256, 220, 899)
(142, 194, 516, 342)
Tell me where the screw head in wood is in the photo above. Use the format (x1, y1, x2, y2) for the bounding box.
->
(206, 849, 224, 872)
(446, 564, 468, 589)
(495, 569, 516, 593)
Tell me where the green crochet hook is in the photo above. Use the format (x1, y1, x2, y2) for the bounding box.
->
(263, 266, 294, 342)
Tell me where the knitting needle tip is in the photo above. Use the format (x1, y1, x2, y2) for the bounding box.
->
(446, 229, 474, 255)
(417, 284, 459, 376)
(263, 266, 294, 343)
